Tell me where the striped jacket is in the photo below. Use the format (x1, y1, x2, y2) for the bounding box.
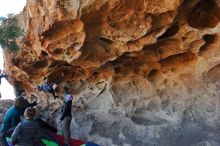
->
(11, 119, 40, 146)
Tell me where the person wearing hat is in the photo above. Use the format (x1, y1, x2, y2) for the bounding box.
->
(11, 107, 40, 146)
(60, 87, 74, 146)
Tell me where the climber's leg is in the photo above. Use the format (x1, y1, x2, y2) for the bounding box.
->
(37, 85, 42, 91)
(62, 116, 71, 145)
(51, 90, 58, 99)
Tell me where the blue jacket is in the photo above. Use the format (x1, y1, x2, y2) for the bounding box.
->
(0, 106, 23, 135)
(0, 73, 7, 84)
(0, 74, 7, 79)
(38, 83, 53, 92)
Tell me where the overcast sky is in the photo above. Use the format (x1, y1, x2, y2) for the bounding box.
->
(0, 0, 27, 99)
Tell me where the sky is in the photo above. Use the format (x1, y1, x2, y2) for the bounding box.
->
(0, 0, 27, 99)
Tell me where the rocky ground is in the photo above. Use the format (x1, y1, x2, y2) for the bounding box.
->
(0, 100, 13, 125)
(1, 0, 220, 145)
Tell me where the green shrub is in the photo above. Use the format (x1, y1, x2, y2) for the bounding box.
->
(0, 16, 23, 51)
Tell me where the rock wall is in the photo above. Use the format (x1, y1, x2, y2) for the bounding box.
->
(2, 0, 220, 145)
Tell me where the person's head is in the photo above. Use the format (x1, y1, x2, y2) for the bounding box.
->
(65, 94, 73, 102)
(16, 89, 26, 97)
(24, 107, 36, 119)
(43, 77, 48, 82)
(14, 96, 28, 109)
(52, 84, 57, 90)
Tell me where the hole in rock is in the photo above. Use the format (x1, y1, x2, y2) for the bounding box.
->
(203, 34, 216, 43)
(32, 60, 48, 69)
(92, 71, 99, 76)
(99, 37, 113, 44)
(187, 0, 220, 29)
(52, 48, 64, 55)
(11, 58, 20, 66)
(114, 66, 121, 74)
(158, 24, 179, 40)
(199, 34, 217, 54)
(49, 60, 71, 69)
(148, 69, 159, 78)
(41, 50, 48, 56)
(47, 68, 69, 83)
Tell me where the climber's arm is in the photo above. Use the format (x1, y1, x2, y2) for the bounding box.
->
(60, 101, 71, 121)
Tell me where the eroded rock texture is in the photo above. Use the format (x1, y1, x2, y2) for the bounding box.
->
(3, 0, 220, 145)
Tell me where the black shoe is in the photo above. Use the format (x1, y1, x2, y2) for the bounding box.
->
(37, 85, 41, 91)
(54, 96, 58, 100)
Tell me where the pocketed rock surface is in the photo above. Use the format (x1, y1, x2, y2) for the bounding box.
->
(2, 0, 220, 145)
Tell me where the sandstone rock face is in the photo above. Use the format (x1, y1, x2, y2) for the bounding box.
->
(3, 0, 220, 145)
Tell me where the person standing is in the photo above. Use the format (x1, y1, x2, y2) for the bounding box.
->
(11, 107, 40, 146)
(15, 89, 37, 114)
(0, 97, 26, 145)
(0, 69, 8, 85)
(0, 97, 26, 136)
(60, 88, 74, 146)
(0, 69, 8, 99)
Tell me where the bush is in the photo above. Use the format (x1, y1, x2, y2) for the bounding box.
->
(0, 16, 23, 51)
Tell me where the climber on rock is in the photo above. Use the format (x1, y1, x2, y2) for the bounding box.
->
(11, 107, 40, 146)
(37, 73, 64, 99)
(60, 87, 74, 146)
(0, 69, 8, 85)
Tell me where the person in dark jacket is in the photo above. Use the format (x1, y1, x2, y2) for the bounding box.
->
(60, 88, 74, 146)
(15, 89, 37, 114)
(0, 97, 27, 136)
(0, 69, 8, 85)
(11, 107, 40, 146)
(1, 89, 37, 133)
(0, 97, 25, 145)
(37, 73, 64, 99)
(0, 70, 7, 99)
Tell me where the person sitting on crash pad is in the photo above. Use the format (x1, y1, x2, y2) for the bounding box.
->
(60, 87, 74, 146)
(37, 73, 64, 99)
(11, 107, 40, 146)
(0, 69, 8, 85)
